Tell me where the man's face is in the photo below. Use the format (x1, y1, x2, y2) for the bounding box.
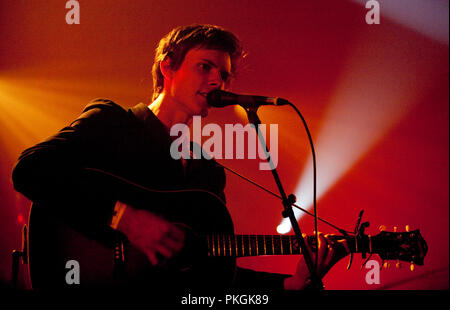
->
(164, 47, 232, 118)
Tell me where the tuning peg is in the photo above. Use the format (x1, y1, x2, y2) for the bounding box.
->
(396, 260, 402, 269)
(410, 262, 415, 271)
(405, 225, 410, 232)
(379, 225, 386, 232)
(383, 261, 390, 269)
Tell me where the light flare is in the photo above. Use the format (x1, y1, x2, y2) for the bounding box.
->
(278, 29, 432, 233)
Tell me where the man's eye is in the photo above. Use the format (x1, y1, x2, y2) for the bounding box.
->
(199, 63, 211, 72)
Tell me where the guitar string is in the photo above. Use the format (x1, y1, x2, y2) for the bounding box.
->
(86, 162, 350, 235)
(214, 161, 351, 235)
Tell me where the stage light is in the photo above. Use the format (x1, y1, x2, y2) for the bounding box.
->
(350, 0, 448, 45)
(277, 27, 431, 233)
(0, 77, 67, 148)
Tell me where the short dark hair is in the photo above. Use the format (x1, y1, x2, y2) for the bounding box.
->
(151, 24, 244, 101)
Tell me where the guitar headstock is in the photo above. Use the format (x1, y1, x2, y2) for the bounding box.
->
(371, 227, 428, 266)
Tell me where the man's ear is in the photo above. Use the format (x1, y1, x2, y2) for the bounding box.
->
(160, 57, 174, 80)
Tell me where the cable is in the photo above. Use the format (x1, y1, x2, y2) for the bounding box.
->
(286, 101, 320, 276)
(215, 161, 351, 235)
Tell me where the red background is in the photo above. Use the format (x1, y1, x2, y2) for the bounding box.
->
(0, 0, 448, 289)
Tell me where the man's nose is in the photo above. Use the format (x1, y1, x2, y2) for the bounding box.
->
(208, 71, 224, 89)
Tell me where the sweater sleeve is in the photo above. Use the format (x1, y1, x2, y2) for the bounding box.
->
(11, 99, 128, 239)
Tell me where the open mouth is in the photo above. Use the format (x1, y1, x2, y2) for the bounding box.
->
(198, 92, 210, 107)
(196, 93, 210, 116)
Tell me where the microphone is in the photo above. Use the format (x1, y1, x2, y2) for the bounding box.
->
(207, 90, 290, 109)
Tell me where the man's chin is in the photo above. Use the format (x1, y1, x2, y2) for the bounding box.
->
(197, 106, 209, 118)
(201, 109, 208, 117)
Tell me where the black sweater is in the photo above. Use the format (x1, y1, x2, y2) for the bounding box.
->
(12, 99, 289, 289)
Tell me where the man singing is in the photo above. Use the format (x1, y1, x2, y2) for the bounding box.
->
(12, 24, 348, 290)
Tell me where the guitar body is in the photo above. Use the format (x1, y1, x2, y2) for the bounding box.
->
(28, 188, 236, 289)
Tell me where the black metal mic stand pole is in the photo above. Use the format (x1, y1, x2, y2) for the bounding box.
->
(244, 106, 324, 290)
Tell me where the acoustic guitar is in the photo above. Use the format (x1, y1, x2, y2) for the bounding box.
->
(26, 177, 428, 289)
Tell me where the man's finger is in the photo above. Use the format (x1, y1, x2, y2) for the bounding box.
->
(161, 236, 184, 253)
(147, 252, 158, 266)
(154, 244, 175, 259)
(316, 232, 328, 265)
(167, 225, 186, 242)
(336, 239, 351, 259)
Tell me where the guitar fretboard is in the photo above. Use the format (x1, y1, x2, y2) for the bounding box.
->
(207, 234, 302, 257)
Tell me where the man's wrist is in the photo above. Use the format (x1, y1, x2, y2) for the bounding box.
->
(283, 275, 308, 290)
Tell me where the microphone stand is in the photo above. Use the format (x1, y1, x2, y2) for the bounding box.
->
(244, 106, 324, 290)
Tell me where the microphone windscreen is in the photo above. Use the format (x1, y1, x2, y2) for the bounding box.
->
(207, 90, 236, 107)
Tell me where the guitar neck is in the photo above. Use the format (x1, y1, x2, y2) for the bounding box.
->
(206, 234, 362, 257)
